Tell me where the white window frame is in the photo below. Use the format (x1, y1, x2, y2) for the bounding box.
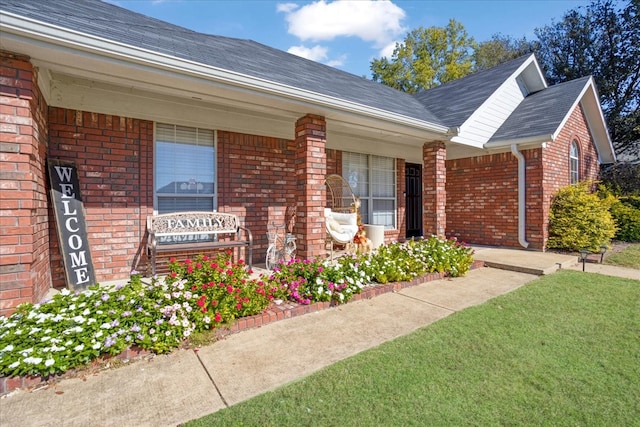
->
(342, 152, 397, 229)
(569, 140, 579, 185)
(153, 123, 217, 214)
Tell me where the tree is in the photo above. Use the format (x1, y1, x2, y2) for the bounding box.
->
(534, 0, 640, 159)
(474, 34, 538, 71)
(370, 19, 476, 93)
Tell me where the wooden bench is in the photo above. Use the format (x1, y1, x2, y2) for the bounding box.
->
(147, 211, 253, 275)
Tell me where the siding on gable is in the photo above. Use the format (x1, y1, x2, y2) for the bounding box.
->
(453, 78, 526, 147)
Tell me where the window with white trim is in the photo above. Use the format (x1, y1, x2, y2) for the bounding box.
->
(154, 123, 216, 214)
(342, 152, 396, 228)
(569, 140, 579, 185)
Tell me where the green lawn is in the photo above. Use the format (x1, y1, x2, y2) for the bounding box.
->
(187, 270, 639, 426)
(606, 243, 640, 269)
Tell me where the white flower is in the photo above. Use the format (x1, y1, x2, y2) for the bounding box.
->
(100, 322, 111, 329)
(72, 316, 85, 324)
(82, 308, 91, 316)
(95, 330, 104, 338)
(60, 288, 71, 296)
(74, 344, 84, 352)
(1, 344, 14, 352)
(92, 342, 101, 350)
(41, 336, 51, 342)
(24, 356, 43, 365)
(8, 361, 19, 369)
(45, 358, 55, 367)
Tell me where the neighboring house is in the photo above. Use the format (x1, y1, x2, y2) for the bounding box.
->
(0, 0, 615, 316)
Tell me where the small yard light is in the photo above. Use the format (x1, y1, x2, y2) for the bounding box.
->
(599, 245, 608, 263)
(579, 249, 589, 271)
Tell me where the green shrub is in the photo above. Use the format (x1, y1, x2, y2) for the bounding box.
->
(622, 195, 640, 209)
(547, 182, 617, 252)
(610, 199, 640, 242)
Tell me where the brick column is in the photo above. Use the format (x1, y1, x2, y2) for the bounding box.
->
(0, 51, 52, 317)
(423, 141, 447, 237)
(295, 115, 326, 259)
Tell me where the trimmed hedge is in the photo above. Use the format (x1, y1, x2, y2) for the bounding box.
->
(548, 183, 616, 252)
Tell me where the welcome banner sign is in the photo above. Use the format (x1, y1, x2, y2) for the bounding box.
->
(48, 159, 96, 290)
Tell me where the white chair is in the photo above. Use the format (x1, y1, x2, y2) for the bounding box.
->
(324, 208, 358, 260)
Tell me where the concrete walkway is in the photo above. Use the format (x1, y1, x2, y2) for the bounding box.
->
(1, 250, 637, 426)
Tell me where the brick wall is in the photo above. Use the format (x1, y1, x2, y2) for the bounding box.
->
(446, 152, 520, 247)
(47, 108, 153, 287)
(537, 104, 600, 247)
(217, 131, 298, 261)
(446, 104, 601, 250)
(0, 52, 52, 317)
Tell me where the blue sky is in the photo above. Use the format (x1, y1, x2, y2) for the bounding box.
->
(106, 0, 590, 77)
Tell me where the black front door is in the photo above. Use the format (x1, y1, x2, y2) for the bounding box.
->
(405, 163, 423, 238)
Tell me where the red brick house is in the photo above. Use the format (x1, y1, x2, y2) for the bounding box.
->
(0, 0, 615, 316)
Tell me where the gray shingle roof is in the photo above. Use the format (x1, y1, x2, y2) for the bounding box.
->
(413, 55, 533, 127)
(1, 0, 444, 126)
(489, 76, 591, 142)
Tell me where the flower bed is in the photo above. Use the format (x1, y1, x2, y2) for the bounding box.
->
(0, 237, 474, 392)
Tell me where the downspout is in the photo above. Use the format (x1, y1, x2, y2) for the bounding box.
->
(511, 144, 530, 249)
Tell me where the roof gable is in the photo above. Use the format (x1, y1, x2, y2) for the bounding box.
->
(486, 77, 616, 163)
(413, 54, 545, 127)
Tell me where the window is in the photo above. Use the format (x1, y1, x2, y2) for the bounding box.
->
(155, 123, 216, 214)
(569, 141, 579, 184)
(342, 152, 396, 228)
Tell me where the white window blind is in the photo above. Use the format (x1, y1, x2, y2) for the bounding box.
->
(343, 152, 396, 228)
(155, 124, 216, 214)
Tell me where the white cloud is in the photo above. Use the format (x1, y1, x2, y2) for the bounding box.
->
(287, 44, 329, 62)
(276, 2, 299, 13)
(378, 40, 399, 59)
(278, 0, 407, 48)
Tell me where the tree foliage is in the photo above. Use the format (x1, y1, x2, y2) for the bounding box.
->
(370, 19, 476, 93)
(534, 0, 640, 159)
(474, 34, 537, 71)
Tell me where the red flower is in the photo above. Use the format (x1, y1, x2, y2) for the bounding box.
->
(202, 255, 209, 261)
(185, 258, 192, 264)
(196, 263, 202, 269)
(170, 272, 177, 278)
(170, 257, 177, 263)
(236, 303, 242, 310)
(214, 312, 222, 322)
(211, 263, 218, 269)
(226, 285, 233, 294)
(187, 266, 193, 274)
(211, 300, 218, 307)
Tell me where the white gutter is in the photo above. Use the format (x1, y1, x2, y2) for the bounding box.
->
(0, 11, 450, 136)
(510, 144, 530, 249)
(485, 134, 554, 149)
